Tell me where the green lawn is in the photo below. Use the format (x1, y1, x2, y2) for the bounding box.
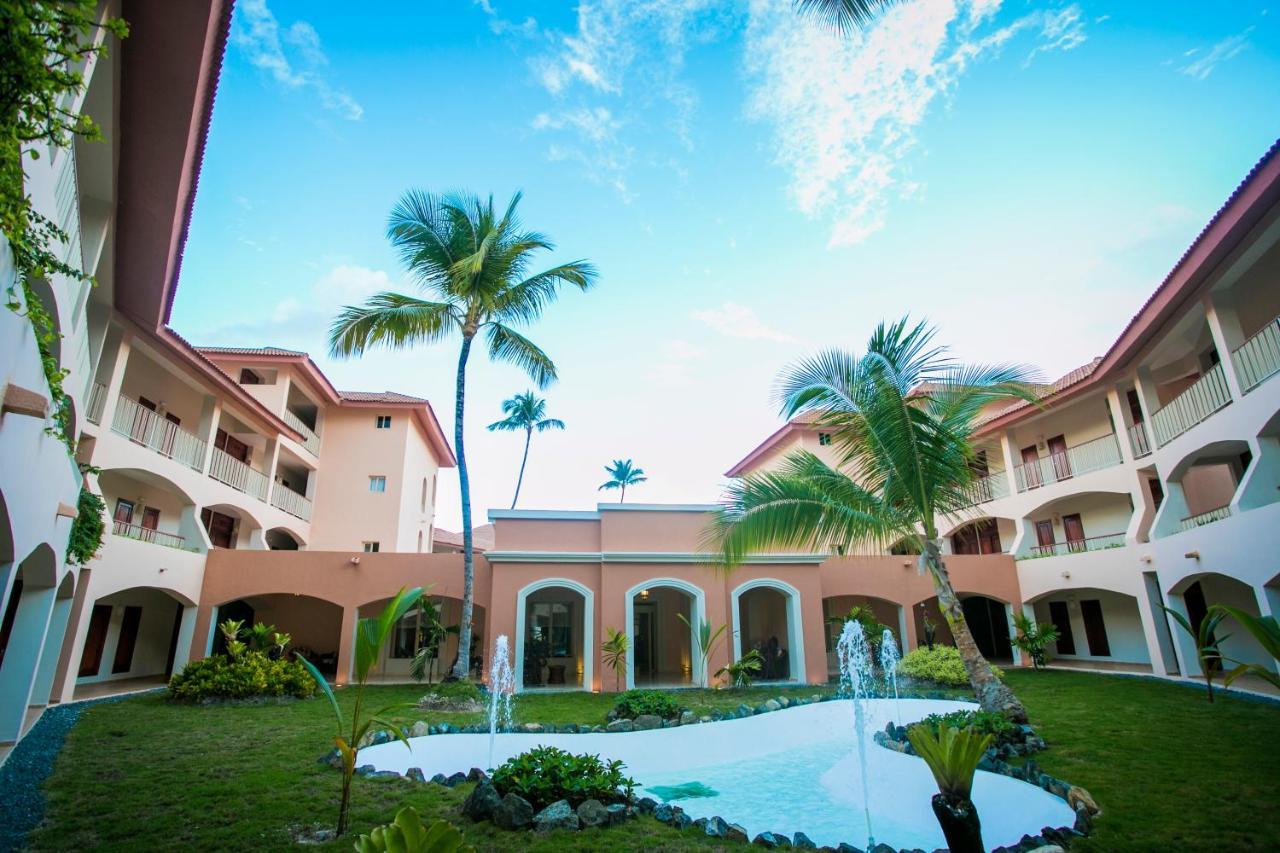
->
(27, 672, 1279, 852)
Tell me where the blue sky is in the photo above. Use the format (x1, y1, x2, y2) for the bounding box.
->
(172, 0, 1280, 529)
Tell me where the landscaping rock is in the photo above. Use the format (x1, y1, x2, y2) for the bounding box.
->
(1025, 847, 1065, 853)
(835, 844, 866, 853)
(534, 799, 580, 832)
(755, 704, 771, 715)
(605, 803, 629, 826)
(1067, 786, 1099, 815)
(793, 831, 817, 848)
(467, 767, 487, 783)
(522, 723, 544, 734)
(430, 773, 448, 785)
(869, 844, 897, 853)
(737, 704, 753, 716)
(493, 794, 535, 830)
(606, 719, 635, 733)
(754, 831, 791, 847)
(635, 797, 658, 814)
(463, 782, 502, 821)
(318, 749, 342, 768)
(577, 799, 609, 828)
(405, 767, 426, 783)
(703, 816, 730, 838)
(354, 764, 377, 776)
(368, 770, 401, 779)
(764, 699, 782, 712)
(693, 817, 710, 832)
(680, 710, 696, 725)
(409, 720, 429, 737)
(1073, 805, 1093, 834)
(654, 803, 676, 824)
(724, 823, 750, 843)
(559, 723, 580, 733)
(674, 811, 693, 830)
(445, 771, 467, 787)
(633, 714, 663, 731)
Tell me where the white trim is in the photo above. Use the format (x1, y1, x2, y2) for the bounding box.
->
(485, 550, 826, 564)
(486, 551, 601, 563)
(487, 509, 600, 521)
(622, 578, 708, 689)
(597, 503, 721, 512)
(730, 578, 807, 685)
(514, 578, 594, 693)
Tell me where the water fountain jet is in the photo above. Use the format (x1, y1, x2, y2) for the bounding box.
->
(836, 620, 875, 850)
(880, 627, 901, 725)
(487, 634, 515, 770)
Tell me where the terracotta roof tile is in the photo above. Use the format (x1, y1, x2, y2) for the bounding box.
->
(198, 345, 307, 357)
(339, 390, 430, 404)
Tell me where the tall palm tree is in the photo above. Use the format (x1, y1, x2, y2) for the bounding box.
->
(709, 318, 1037, 722)
(598, 459, 646, 503)
(329, 191, 597, 681)
(794, 0, 904, 33)
(487, 391, 565, 509)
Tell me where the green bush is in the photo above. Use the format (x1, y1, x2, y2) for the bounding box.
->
(897, 645, 1003, 688)
(168, 651, 316, 702)
(490, 746, 634, 811)
(912, 709, 1020, 747)
(422, 681, 484, 702)
(611, 689, 681, 720)
(354, 807, 473, 853)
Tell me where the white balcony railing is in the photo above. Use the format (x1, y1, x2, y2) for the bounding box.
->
(962, 471, 1010, 506)
(53, 148, 83, 270)
(1232, 316, 1280, 394)
(112, 520, 187, 550)
(1179, 505, 1233, 533)
(269, 484, 312, 521)
(1026, 531, 1126, 559)
(1150, 363, 1231, 446)
(86, 381, 107, 425)
(1013, 433, 1123, 493)
(111, 395, 206, 471)
(1127, 422, 1152, 459)
(209, 446, 270, 501)
(283, 408, 321, 455)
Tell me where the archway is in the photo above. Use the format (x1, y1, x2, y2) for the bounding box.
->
(822, 595, 903, 677)
(209, 594, 342, 676)
(515, 579, 593, 691)
(1168, 573, 1273, 677)
(1026, 588, 1152, 668)
(945, 517, 1010, 555)
(0, 544, 58, 742)
(265, 527, 303, 551)
(201, 502, 265, 550)
(358, 595, 485, 683)
(624, 579, 704, 689)
(731, 579, 805, 683)
(73, 585, 194, 698)
(911, 593, 1013, 661)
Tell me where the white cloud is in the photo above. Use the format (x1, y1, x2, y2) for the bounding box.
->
(474, 0, 539, 38)
(533, 107, 634, 199)
(232, 0, 363, 120)
(743, 0, 1088, 247)
(652, 339, 707, 386)
(692, 302, 794, 343)
(1179, 28, 1252, 80)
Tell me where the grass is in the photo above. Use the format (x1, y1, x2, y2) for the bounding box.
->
(27, 672, 1280, 851)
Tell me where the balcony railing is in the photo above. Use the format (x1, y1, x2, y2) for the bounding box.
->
(283, 408, 321, 455)
(1126, 422, 1152, 459)
(86, 381, 107, 425)
(1013, 433, 1123, 493)
(1232, 316, 1280, 394)
(269, 484, 312, 521)
(1026, 532, 1126, 559)
(209, 446, 270, 501)
(111, 395, 206, 471)
(1150, 363, 1231, 446)
(112, 520, 186, 550)
(961, 471, 1010, 506)
(54, 148, 83, 269)
(1179, 505, 1232, 533)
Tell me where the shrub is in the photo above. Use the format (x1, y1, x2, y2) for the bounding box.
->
(897, 645, 1003, 688)
(354, 807, 473, 853)
(913, 710, 1020, 747)
(168, 651, 315, 701)
(611, 689, 680, 720)
(417, 680, 485, 711)
(490, 746, 634, 811)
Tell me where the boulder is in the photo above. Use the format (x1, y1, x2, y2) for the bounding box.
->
(680, 710, 696, 725)
(576, 799, 609, 829)
(462, 782, 502, 821)
(354, 764, 377, 776)
(606, 719, 635, 733)
(1067, 786, 1099, 815)
(635, 797, 658, 814)
(493, 793, 535, 830)
(522, 723, 544, 734)
(754, 831, 791, 847)
(704, 816, 730, 838)
(430, 773, 448, 785)
(755, 704, 771, 715)
(869, 845, 898, 853)
(835, 844, 866, 853)
(467, 767, 487, 783)
(1073, 805, 1093, 835)
(1025, 847, 1065, 853)
(764, 699, 782, 712)
(409, 720, 429, 737)
(633, 714, 663, 731)
(445, 771, 467, 787)
(605, 803, 629, 826)
(793, 831, 817, 848)
(674, 811, 693, 829)
(405, 767, 426, 783)
(368, 770, 401, 779)
(534, 800, 580, 833)
(654, 803, 676, 824)
(724, 823, 750, 843)
(737, 704, 753, 717)
(318, 749, 342, 768)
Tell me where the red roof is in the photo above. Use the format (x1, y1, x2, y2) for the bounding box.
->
(339, 391, 430, 404)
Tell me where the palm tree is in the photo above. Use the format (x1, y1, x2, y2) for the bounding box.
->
(709, 318, 1037, 722)
(329, 191, 597, 681)
(598, 459, 646, 503)
(487, 391, 565, 509)
(794, 0, 904, 33)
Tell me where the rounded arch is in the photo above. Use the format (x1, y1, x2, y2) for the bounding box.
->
(17, 543, 58, 589)
(624, 577, 707, 689)
(730, 578, 806, 683)
(1165, 439, 1252, 482)
(265, 526, 305, 551)
(208, 593, 343, 671)
(99, 466, 200, 507)
(55, 570, 76, 599)
(108, 583, 196, 608)
(26, 277, 63, 367)
(204, 501, 266, 532)
(1021, 489, 1133, 522)
(514, 578, 594, 692)
(942, 515, 1002, 540)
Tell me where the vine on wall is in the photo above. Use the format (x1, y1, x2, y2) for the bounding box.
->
(66, 482, 106, 565)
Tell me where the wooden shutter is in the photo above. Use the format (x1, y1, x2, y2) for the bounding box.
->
(79, 604, 113, 676)
(1047, 601, 1075, 655)
(1080, 599, 1111, 656)
(111, 606, 143, 673)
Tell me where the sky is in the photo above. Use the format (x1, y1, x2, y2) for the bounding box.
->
(171, 0, 1280, 530)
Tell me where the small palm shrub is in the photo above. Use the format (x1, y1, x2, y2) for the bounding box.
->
(907, 725, 993, 853)
(611, 689, 680, 720)
(354, 807, 473, 853)
(914, 710, 1019, 748)
(490, 746, 634, 810)
(897, 645, 1003, 688)
(169, 620, 314, 701)
(716, 648, 764, 688)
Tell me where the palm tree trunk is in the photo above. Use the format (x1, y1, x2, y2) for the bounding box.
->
(511, 428, 532, 509)
(923, 538, 1028, 723)
(620, 484, 626, 503)
(451, 335, 475, 681)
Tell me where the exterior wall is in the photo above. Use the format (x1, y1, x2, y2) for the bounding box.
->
(394, 421, 439, 553)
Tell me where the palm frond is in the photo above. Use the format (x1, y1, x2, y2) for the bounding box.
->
(794, 0, 903, 35)
(492, 261, 599, 326)
(485, 324, 558, 388)
(328, 293, 459, 358)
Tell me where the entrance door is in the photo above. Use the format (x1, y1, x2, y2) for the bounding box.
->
(111, 605, 143, 674)
(1047, 601, 1076, 655)
(79, 604, 113, 676)
(1062, 513, 1086, 553)
(1080, 599, 1111, 656)
(633, 604, 655, 682)
(1047, 434, 1071, 481)
(201, 508, 236, 548)
(113, 498, 134, 529)
(1021, 444, 1042, 488)
(141, 507, 161, 544)
(215, 428, 250, 463)
(164, 602, 184, 677)
(1035, 520, 1056, 555)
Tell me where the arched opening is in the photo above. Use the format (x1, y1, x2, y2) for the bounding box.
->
(265, 527, 303, 551)
(822, 595, 903, 677)
(73, 585, 194, 698)
(625, 580, 702, 689)
(516, 580, 592, 691)
(0, 545, 59, 741)
(1027, 588, 1152, 669)
(1168, 573, 1274, 678)
(1159, 440, 1252, 536)
(732, 580, 804, 683)
(200, 503, 263, 550)
(1020, 491, 1133, 558)
(945, 517, 1013, 555)
(99, 468, 200, 551)
(911, 593, 1013, 662)
(210, 594, 342, 677)
(358, 596, 485, 683)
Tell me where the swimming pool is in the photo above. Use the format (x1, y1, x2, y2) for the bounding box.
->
(358, 698, 1075, 850)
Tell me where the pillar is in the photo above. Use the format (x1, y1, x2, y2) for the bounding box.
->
(96, 330, 132, 432)
(1204, 292, 1246, 400)
(30, 587, 75, 705)
(50, 565, 94, 704)
(335, 605, 358, 685)
(0, 583, 57, 743)
(170, 605, 199, 675)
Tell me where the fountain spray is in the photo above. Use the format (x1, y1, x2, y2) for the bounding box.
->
(487, 634, 515, 770)
(880, 627, 901, 726)
(836, 620, 875, 850)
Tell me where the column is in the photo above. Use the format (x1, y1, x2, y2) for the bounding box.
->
(29, 588, 75, 706)
(1136, 571, 1179, 675)
(97, 330, 132, 432)
(998, 430, 1021, 495)
(1105, 388, 1137, 465)
(197, 397, 221, 473)
(0, 583, 57, 743)
(49, 565, 94, 704)
(1006, 602, 1025, 667)
(1132, 367, 1162, 447)
(189, 602, 218, 661)
(1204, 293, 1246, 400)
(170, 605, 199, 673)
(335, 605, 358, 685)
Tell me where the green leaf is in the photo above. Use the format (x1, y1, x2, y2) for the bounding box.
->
(296, 654, 342, 732)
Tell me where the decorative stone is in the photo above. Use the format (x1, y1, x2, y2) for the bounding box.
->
(467, 767, 487, 782)
(430, 773, 448, 785)
(754, 831, 791, 847)
(693, 818, 710, 832)
(409, 721, 429, 737)
(368, 770, 401, 779)
(534, 799, 580, 832)
(1024, 847, 1065, 853)
(674, 811, 693, 829)
(633, 714, 663, 731)
(869, 844, 897, 853)
(318, 749, 342, 768)
(703, 816, 730, 838)
(522, 723, 544, 734)
(635, 797, 658, 814)
(493, 793, 535, 830)
(836, 844, 866, 853)
(463, 782, 502, 820)
(577, 799, 609, 828)
(654, 803, 676, 823)
(606, 719, 635, 733)
(559, 723, 580, 733)
(755, 704, 771, 715)
(724, 823, 750, 843)
(778, 696, 791, 708)
(445, 771, 467, 787)
(1073, 805, 1093, 834)
(405, 767, 426, 783)
(605, 803, 629, 826)
(680, 710, 696, 725)
(764, 699, 782, 712)
(793, 831, 817, 848)
(737, 704, 753, 716)
(1067, 786, 1098, 815)
(354, 764, 377, 776)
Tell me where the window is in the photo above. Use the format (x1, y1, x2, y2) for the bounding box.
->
(375, 415, 392, 429)
(528, 602, 573, 657)
(818, 432, 832, 446)
(417, 531, 424, 553)
(113, 498, 135, 525)
(369, 475, 387, 493)
(239, 368, 262, 385)
(363, 541, 380, 553)
(421, 477, 428, 512)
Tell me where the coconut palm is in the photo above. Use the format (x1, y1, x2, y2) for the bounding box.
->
(709, 317, 1038, 722)
(794, 0, 904, 34)
(487, 391, 565, 509)
(599, 459, 646, 503)
(329, 191, 597, 681)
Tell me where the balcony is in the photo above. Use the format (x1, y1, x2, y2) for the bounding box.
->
(1179, 505, 1232, 533)
(1126, 422, 1152, 459)
(1150, 364, 1231, 446)
(269, 484, 312, 521)
(1026, 531, 1125, 559)
(961, 471, 1010, 507)
(283, 409, 321, 455)
(208, 446, 270, 501)
(54, 149, 83, 270)
(1232, 316, 1280, 394)
(112, 520, 187, 550)
(1013, 433, 1123, 493)
(110, 395, 206, 471)
(86, 381, 107, 425)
